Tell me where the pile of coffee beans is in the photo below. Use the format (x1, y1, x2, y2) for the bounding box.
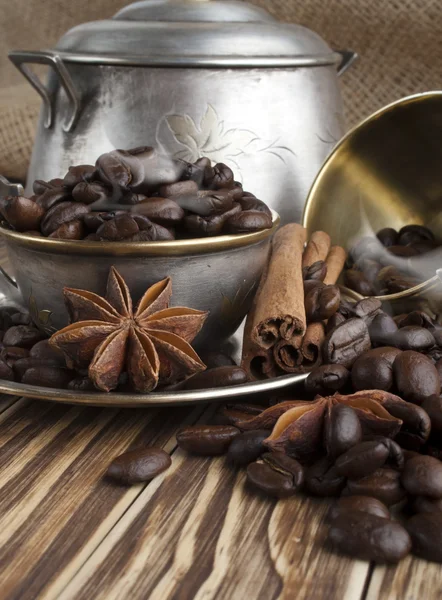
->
(0, 147, 272, 241)
(175, 396, 442, 564)
(344, 224, 441, 295)
(0, 307, 79, 388)
(305, 301, 441, 405)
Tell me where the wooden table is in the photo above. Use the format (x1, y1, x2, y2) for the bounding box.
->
(0, 393, 441, 600)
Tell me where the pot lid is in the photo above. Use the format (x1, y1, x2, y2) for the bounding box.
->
(54, 0, 340, 68)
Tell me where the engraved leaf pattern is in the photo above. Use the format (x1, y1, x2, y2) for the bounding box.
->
(163, 104, 295, 168)
(28, 292, 55, 334)
(220, 281, 257, 328)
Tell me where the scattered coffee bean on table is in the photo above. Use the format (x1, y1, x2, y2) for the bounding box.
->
(106, 447, 172, 485)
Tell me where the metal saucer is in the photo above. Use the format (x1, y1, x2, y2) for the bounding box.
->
(0, 372, 308, 407)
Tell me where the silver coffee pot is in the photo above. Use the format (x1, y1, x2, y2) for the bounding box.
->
(9, 0, 356, 224)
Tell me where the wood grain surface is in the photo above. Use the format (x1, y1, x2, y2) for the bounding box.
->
(0, 396, 440, 600)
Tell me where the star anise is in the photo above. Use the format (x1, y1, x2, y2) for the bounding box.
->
(49, 268, 208, 392)
(235, 390, 431, 461)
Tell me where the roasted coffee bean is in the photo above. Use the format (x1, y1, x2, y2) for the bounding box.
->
(183, 203, 241, 236)
(63, 164, 96, 188)
(412, 496, 442, 515)
(29, 339, 64, 361)
(2, 346, 29, 360)
(349, 298, 383, 323)
(343, 468, 406, 506)
(246, 452, 304, 498)
(33, 179, 54, 195)
(329, 511, 411, 563)
(199, 351, 236, 369)
(403, 449, 421, 463)
(41, 201, 90, 236)
(175, 190, 233, 216)
(368, 313, 398, 346)
(210, 163, 234, 189)
(98, 147, 184, 193)
(329, 495, 390, 521)
(36, 187, 71, 211)
(397, 310, 437, 330)
(158, 180, 198, 198)
(72, 181, 111, 205)
(67, 377, 96, 391)
(406, 512, 442, 562)
(377, 227, 398, 247)
(13, 357, 65, 380)
(227, 430, 271, 466)
(351, 348, 400, 391)
(377, 437, 404, 470)
(305, 364, 350, 396)
(126, 222, 175, 241)
(303, 279, 323, 295)
(305, 457, 346, 497)
(83, 211, 125, 231)
(176, 425, 240, 455)
(3, 326, 44, 349)
(224, 210, 272, 234)
(238, 196, 272, 217)
(391, 326, 436, 351)
(106, 447, 171, 485)
(383, 274, 420, 294)
(305, 284, 340, 322)
(323, 318, 371, 368)
(384, 244, 419, 258)
(398, 224, 435, 245)
(96, 213, 139, 241)
(344, 269, 375, 296)
(401, 455, 442, 498)
(302, 260, 328, 282)
(49, 219, 85, 240)
(183, 366, 248, 390)
(393, 351, 440, 404)
(421, 395, 442, 434)
(1, 196, 45, 232)
(132, 197, 184, 226)
(325, 404, 362, 459)
(11, 312, 32, 326)
(326, 312, 346, 333)
(335, 440, 390, 479)
(21, 366, 74, 388)
(0, 358, 14, 381)
(384, 401, 431, 448)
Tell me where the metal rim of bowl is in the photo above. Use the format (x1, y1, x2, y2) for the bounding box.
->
(0, 210, 280, 256)
(302, 90, 442, 304)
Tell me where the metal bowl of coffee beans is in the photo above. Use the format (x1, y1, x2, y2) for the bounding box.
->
(0, 147, 279, 347)
(302, 92, 442, 320)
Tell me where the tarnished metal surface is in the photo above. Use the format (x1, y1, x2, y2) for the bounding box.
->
(0, 214, 278, 346)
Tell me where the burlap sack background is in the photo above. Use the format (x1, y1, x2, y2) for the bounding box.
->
(0, 0, 441, 181)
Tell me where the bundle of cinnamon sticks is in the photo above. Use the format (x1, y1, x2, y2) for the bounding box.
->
(241, 224, 347, 379)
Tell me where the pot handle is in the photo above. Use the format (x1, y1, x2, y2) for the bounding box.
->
(8, 50, 81, 132)
(0, 176, 27, 307)
(336, 50, 358, 76)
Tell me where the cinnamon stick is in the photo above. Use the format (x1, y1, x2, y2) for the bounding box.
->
(273, 337, 303, 373)
(301, 322, 325, 368)
(250, 223, 307, 350)
(302, 231, 331, 268)
(324, 245, 347, 285)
